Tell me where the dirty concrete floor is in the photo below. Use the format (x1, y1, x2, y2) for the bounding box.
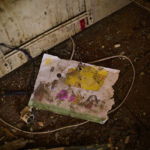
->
(0, 3, 150, 150)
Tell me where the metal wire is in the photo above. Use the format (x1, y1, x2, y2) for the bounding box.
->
(132, 0, 150, 12)
(89, 55, 135, 114)
(0, 38, 89, 135)
(0, 38, 135, 135)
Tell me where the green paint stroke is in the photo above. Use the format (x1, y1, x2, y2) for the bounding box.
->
(29, 99, 106, 124)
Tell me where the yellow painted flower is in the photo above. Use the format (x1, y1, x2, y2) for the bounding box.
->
(45, 58, 51, 65)
(65, 66, 108, 91)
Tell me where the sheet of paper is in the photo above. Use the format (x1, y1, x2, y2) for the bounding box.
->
(29, 54, 120, 124)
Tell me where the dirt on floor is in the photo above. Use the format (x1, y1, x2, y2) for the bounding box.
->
(0, 2, 150, 150)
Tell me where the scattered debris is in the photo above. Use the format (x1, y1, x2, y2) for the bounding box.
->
(1, 128, 15, 138)
(50, 116, 54, 119)
(88, 41, 94, 45)
(143, 112, 146, 116)
(11, 129, 17, 133)
(120, 51, 125, 55)
(124, 136, 130, 144)
(0, 138, 34, 150)
(114, 117, 118, 121)
(16, 122, 24, 129)
(30, 127, 33, 132)
(117, 30, 121, 34)
(38, 122, 44, 127)
(0, 136, 5, 142)
(101, 45, 105, 48)
(0, 4, 149, 149)
(120, 139, 123, 142)
(108, 137, 114, 150)
(0, 97, 4, 102)
(20, 106, 34, 124)
(55, 132, 59, 143)
(114, 43, 121, 48)
(140, 72, 145, 76)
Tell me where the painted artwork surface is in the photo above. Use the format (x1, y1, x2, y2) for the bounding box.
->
(29, 54, 120, 124)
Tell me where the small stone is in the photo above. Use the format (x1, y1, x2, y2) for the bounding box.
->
(88, 41, 94, 45)
(30, 127, 33, 132)
(114, 118, 118, 121)
(0, 136, 5, 141)
(120, 51, 125, 55)
(140, 72, 145, 76)
(50, 116, 54, 119)
(1, 98, 4, 102)
(55, 132, 59, 143)
(101, 45, 105, 48)
(115, 146, 119, 150)
(124, 136, 130, 144)
(11, 129, 17, 133)
(38, 122, 44, 127)
(16, 122, 24, 129)
(114, 43, 121, 48)
(134, 57, 138, 62)
(143, 112, 146, 116)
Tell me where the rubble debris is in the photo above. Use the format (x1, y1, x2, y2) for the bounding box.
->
(30, 127, 33, 132)
(16, 122, 24, 129)
(1, 128, 15, 138)
(50, 116, 54, 119)
(0, 136, 5, 142)
(0, 97, 4, 102)
(140, 72, 145, 76)
(120, 51, 125, 55)
(108, 137, 114, 150)
(38, 122, 44, 127)
(124, 136, 130, 144)
(114, 43, 121, 48)
(55, 132, 59, 143)
(143, 112, 146, 116)
(101, 45, 105, 48)
(20, 106, 34, 124)
(0, 138, 34, 150)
